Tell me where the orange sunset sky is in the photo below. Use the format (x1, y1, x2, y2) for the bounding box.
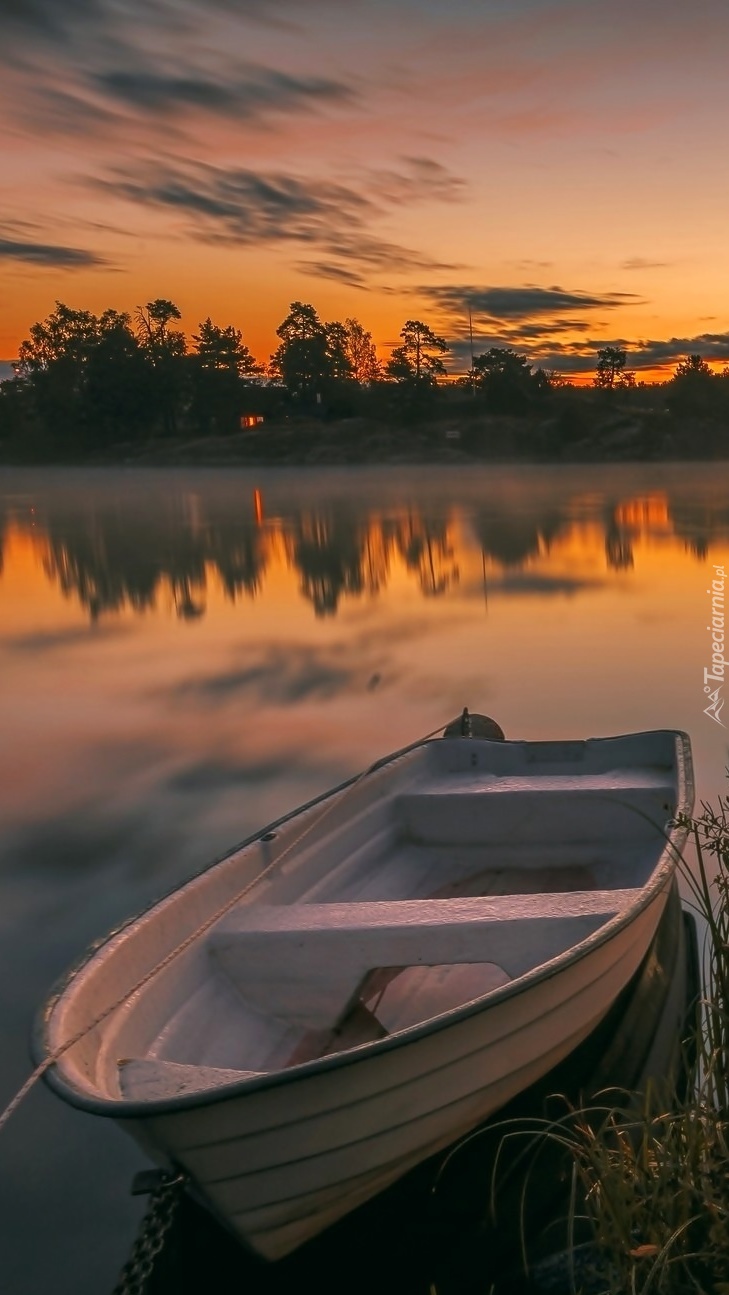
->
(2, 0, 729, 383)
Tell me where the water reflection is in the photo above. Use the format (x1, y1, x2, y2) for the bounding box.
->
(4, 471, 729, 623)
(4, 464, 729, 1295)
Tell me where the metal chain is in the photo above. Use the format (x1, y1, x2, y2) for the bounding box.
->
(112, 1172, 186, 1295)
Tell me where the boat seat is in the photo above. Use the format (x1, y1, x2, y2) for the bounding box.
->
(397, 777, 675, 845)
(215, 889, 642, 931)
(118, 1059, 262, 1101)
(208, 890, 641, 1028)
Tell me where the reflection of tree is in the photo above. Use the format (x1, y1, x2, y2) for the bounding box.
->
(172, 578, 206, 619)
(5, 479, 728, 626)
(396, 513, 459, 596)
(470, 508, 566, 568)
(604, 495, 672, 571)
(536, 512, 571, 555)
(42, 514, 165, 619)
(9, 497, 272, 621)
(687, 537, 709, 561)
(205, 521, 268, 600)
(288, 511, 388, 617)
(604, 526, 635, 570)
(668, 501, 729, 562)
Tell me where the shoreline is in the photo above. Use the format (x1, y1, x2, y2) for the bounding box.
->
(3, 407, 729, 469)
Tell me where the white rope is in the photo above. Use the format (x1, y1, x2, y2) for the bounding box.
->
(0, 720, 451, 1136)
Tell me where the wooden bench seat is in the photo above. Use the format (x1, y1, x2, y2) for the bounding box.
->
(208, 891, 641, 1029)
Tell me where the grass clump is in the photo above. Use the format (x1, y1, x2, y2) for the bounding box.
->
(540, 799, 729, 1294)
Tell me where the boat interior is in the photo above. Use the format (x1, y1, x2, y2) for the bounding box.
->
(48, 733, 686, 1102)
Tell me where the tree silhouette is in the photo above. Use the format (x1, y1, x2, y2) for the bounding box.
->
(668, 353, 716, 417)
(340, 318, 380, 383)
(14, 302, 150, 449)
(135, 300, 185, 355)
(192, 319, 260, 378)
(322, 322, 354, 382)
(471, 347, 537, 412)
(190, 319, 261, 435)
(386, 320, 449, 384)
(594, 346, 627, 389)
(135, 299, 187, 435)
(674, 353, 712, 379)
(270, 302, 334, 407)
(16, 301, 100, 375)
(85, 311, 152, 443)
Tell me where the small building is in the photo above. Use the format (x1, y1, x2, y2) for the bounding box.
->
(240, 414, 265, 429)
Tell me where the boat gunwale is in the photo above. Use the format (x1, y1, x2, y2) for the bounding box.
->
(35, 728, 694, 1120)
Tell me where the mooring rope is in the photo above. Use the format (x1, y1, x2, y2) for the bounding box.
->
(0, 719, 452, 1136)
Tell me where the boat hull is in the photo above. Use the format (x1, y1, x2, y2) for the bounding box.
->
(39, 726, 694, 1262)
(122, 881, 669, 1260)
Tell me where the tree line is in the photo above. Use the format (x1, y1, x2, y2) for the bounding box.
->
(0, 298, 456, 452)
(593, 344, 729, 415)
(1, 297, 727, 457)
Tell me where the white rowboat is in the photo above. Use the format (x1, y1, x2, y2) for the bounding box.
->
(39, 722, 693, 1261)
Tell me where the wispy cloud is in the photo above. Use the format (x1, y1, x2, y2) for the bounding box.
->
(94, 157, 463, 278)
(507, 330, 729, 376)
(95, 159, 370, 236)
(3, 0, 101, 46)
(169, 640, 391, 707)
(430, 294, 729, 377)
(424, 283, 639, 323)
(294, 260, 370, 289)
(91, 63, 355, 122)
(365, 157, 466, 206)
(2, 0, 299, 54)
(7, 61, 356, 147)
(621, 257, 671, 271)
(4, 624, 131, 652)
(0, 229, 106, 269)
(628, 333, 729, 366)
(2, 0, 728, 370)
(421, 282, 640, 370)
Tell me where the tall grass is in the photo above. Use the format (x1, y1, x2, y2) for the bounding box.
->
(678, 799, 729, 1113)
(532, 800, 729, 1294)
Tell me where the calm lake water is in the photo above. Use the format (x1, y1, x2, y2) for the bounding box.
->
(1, 461, 729, 1293)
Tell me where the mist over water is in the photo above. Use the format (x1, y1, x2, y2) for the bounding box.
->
(1, 462, 728, 1293)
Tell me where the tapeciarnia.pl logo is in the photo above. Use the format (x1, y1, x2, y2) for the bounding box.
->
(704, 564, 726, 725)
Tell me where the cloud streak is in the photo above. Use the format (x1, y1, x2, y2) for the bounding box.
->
(424, 283, 639, 323)
(621, 257, 670, 271)
(625, 333, 729, 367)
(420, 282, 642, 371)
(0, 231, 106, 268)
(91, 64, 355, 122)
(499, 330, 729, 376)
(2, 0, 728, 372)
(94, 157, 463, 278)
